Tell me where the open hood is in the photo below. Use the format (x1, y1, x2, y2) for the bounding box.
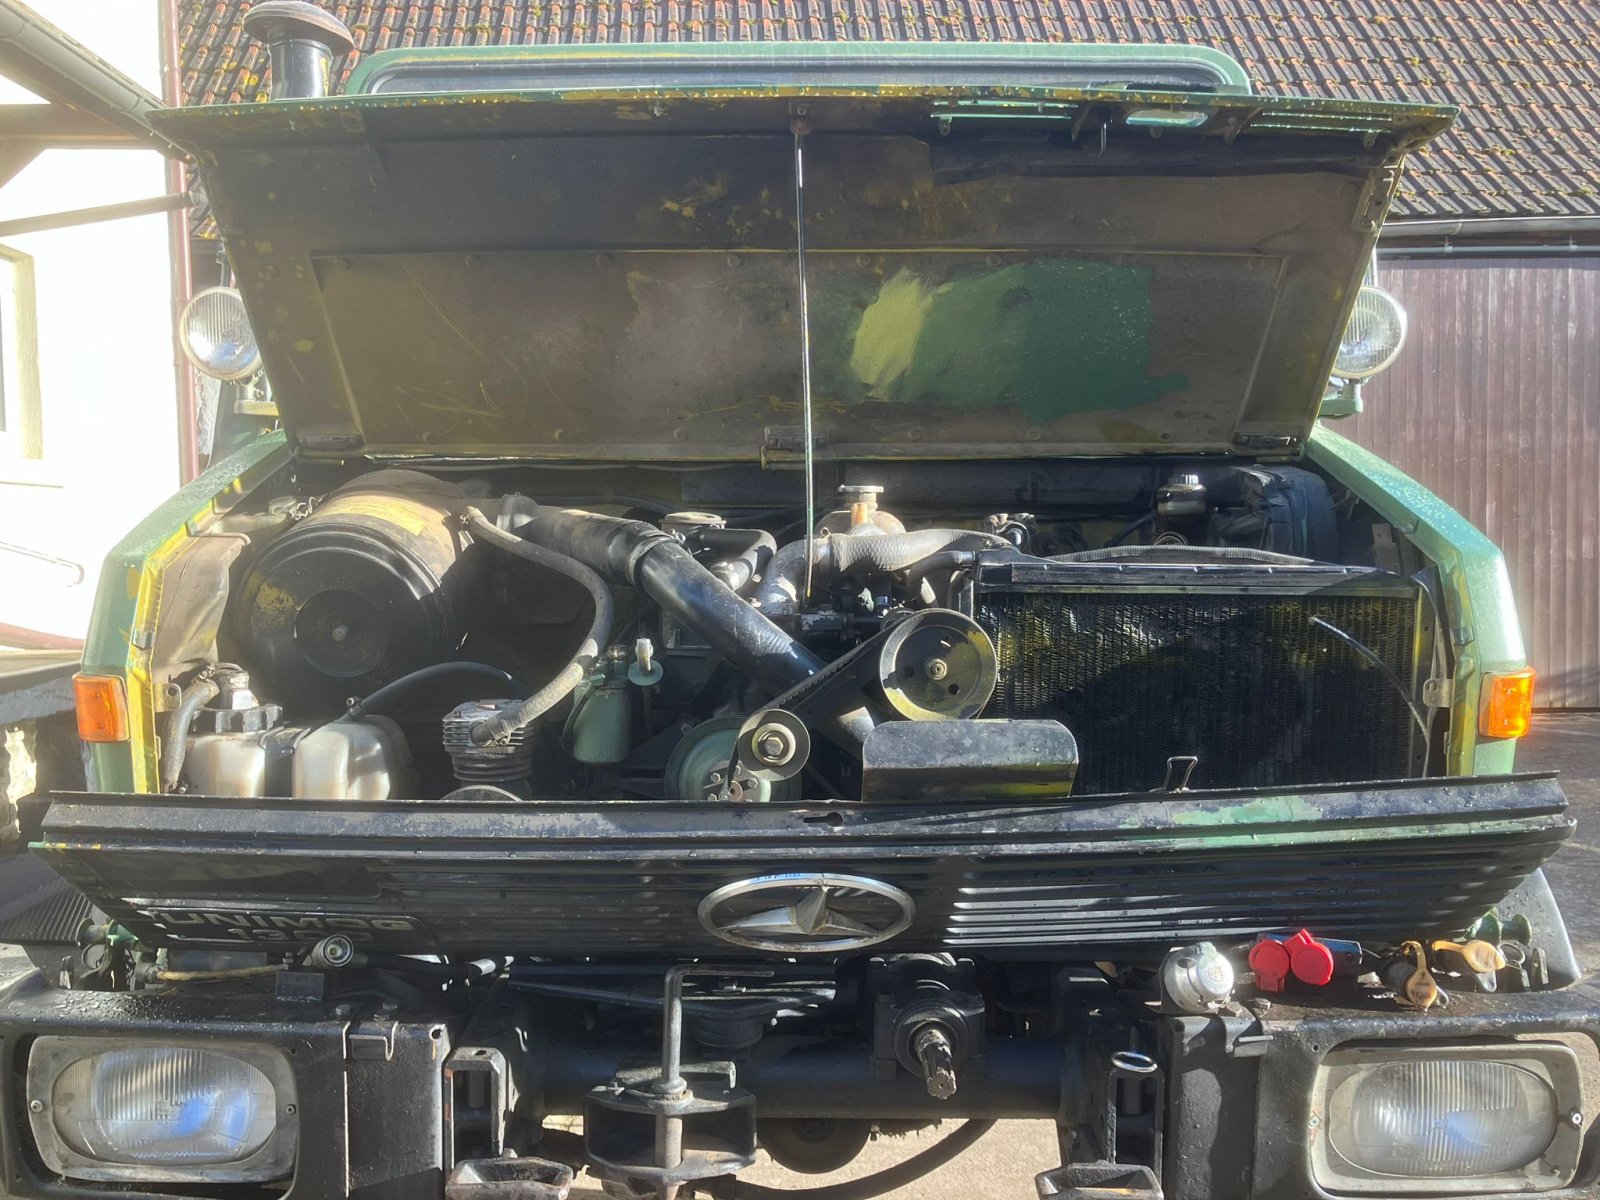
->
(155, 48, 1451, 462)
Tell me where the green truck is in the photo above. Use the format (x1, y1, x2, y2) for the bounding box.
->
(3, 8, 1589, 1200)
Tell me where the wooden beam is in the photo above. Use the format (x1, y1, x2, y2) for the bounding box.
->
(0, 103, 135, 145)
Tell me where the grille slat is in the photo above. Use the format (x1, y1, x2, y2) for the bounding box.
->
(39, 780, 1566, 958)
(977, 567, 1420, 794)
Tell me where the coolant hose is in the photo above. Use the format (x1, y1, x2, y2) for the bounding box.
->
(734, 1120, 996, 1200)
(496, 497, 877, 748)
(461, 506, 614, 744)
(159, 675, 220, 792)
(756, 529, 1012, 617)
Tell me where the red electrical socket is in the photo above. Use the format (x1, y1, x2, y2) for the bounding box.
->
(1249, 929, 1337, 992)
(1249, 938, 1292, 993)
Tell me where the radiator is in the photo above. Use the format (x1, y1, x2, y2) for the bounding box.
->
(972, 559, 1428, 794)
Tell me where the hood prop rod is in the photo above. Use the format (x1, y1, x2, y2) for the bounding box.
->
(792, 112, 818, 604)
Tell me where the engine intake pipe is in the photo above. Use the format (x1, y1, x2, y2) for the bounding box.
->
(495, 497, 877, 749)
(756, 528, 1012, 617)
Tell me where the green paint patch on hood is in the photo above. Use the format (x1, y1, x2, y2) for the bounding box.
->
(153, 69, 1451, 462)
(843, 260, 1186, 422)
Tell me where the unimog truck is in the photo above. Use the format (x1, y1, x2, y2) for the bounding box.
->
(2, 9, 1591, 1199)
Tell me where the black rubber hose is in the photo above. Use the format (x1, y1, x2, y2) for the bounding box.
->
(1105, 511, 1155, 547)
(160, 675, 219, 792)
(341, 661, 524, 722)
(462, 506, 615, 744)
(498, 497, 876, 747)
(733, 1120, 996, 1200)
(698, 526, 778, 593)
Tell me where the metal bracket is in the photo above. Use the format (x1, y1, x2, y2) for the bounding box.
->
(1155, 756, 1199, 793)
(445, 1045, 512, 1163)
(761, 425, 825, 457)
(1224, 1031, 1274, 1059)
(1230, 432, 1300, 452)
(1037, 1162, 1163, 1199)
(345, 1019, 397, 1062)
(1352, 160, 1403, 233)
(583, 965, 770, 1199)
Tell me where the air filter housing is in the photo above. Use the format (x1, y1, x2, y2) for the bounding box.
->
(235, 471, 479, 707)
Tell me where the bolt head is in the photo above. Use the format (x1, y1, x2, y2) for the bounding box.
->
(28, 1099, 44, 1114)
(923, 657, 950, 681)
(752, 723, 796, 765)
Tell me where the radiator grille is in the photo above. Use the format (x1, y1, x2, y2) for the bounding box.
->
(37, 776, 1569, 959)
(979, 588, 1419, 794)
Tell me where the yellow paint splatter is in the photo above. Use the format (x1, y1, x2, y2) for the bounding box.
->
(848, 270, 943, 396)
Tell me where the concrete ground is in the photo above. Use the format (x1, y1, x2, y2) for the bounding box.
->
(573, 711, 1600, 1199)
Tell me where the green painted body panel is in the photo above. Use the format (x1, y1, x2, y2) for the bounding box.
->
(80, 432, 291, 793)
(1308, 425, 1523, 776)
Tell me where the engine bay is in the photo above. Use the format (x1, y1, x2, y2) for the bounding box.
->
(157, 457, 1440, 806)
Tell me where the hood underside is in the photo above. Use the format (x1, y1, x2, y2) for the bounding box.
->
(156, 58, 1451, 461)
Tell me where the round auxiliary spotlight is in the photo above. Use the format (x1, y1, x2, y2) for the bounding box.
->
(1333, 285, 1408, 380)
(179, 286, 261, 381)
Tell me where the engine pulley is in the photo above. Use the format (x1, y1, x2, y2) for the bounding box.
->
(735, 708, 811, 784)
(878, 611, 997, 722)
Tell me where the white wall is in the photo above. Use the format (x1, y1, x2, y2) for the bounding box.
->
(0, 1, 179, 642)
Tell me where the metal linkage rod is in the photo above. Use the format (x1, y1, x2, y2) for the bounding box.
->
(791, 113, 817, 603)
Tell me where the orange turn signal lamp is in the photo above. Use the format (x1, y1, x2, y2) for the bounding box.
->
(1480, 668, 1536, 739)
(72, 673, 129, 743)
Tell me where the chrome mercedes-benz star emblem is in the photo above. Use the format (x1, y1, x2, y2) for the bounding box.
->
(698, 873, 916, 953)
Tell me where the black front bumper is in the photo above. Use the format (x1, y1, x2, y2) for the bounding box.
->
(2, 956, 1598, 1200)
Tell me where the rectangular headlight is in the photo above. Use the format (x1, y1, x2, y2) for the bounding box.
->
(1311, 1041, 1583, 1195)
(26, 1037, 297, 1183)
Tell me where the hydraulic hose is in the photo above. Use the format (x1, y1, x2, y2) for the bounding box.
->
(756, 529, 1011, 617)
(341, 661, 524, 722)
(461, 506, 614, 744)
(496, 497, 876, 748)
(733, 1120, 996, 1200)
(159, 675, 219, 792)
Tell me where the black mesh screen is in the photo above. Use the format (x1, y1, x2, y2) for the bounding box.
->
(979, 590, 1418, 794)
